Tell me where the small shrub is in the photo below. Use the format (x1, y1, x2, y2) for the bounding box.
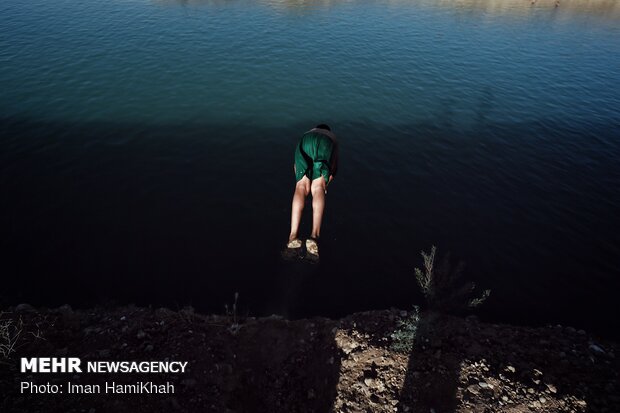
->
(469, 289, 491, 308)
(178, 305, 195, 324)
(0, 315, 23, 359)
(224, 292, 241, 334)
(414, 246, 437, 302)
(390, 307, 420, 354)
(414, 246, 490, 313)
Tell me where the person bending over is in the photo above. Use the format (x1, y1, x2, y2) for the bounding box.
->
(284, 124, 339, 261)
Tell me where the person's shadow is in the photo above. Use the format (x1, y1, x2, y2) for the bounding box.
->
(222, 253, 342, 413)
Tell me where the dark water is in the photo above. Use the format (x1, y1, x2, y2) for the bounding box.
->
(1, 0, 619, 337)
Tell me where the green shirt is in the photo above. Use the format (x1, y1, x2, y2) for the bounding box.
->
(294, 128, 339, 184)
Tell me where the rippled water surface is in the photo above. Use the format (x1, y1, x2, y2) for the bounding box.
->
(1, 0, 619, 335)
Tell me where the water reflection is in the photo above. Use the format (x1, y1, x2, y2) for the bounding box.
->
(155, 0, 620, 18)
(429, 0, 620, 17)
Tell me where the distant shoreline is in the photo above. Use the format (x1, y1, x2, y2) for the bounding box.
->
(155, 0, 620, 18)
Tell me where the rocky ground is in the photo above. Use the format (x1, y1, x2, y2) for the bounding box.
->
(0, 304, 618, 413)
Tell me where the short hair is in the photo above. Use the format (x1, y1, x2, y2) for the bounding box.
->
(315, 124, 331, 132)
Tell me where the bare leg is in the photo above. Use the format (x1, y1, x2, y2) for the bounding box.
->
(310, 177, 328, 239)
(289, 176, 310, 242)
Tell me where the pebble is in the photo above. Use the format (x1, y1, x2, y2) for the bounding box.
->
(58, 304, 73, 314)
(335, 335, 360, 355)
(467, 385, 479, 395)
(546, 383, 557, 393)
(15, 303, 36, 313)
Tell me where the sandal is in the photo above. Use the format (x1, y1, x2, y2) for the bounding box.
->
(282, 238, 303, 260)
(287, 239, 302, 249)
(305, 238, 319, 263)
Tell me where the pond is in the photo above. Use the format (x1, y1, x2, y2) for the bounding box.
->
(1, 0, 619, 336)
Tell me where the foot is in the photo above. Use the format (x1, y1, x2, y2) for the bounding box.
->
(282, 238, 303, 260)
(305, 238, 319, 262)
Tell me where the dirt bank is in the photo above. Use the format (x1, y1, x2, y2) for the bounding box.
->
(1, 304, 618, 412)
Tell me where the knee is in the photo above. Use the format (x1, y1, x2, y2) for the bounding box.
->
(311, 180, 326, 194)
(296, 181, 310, 196)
